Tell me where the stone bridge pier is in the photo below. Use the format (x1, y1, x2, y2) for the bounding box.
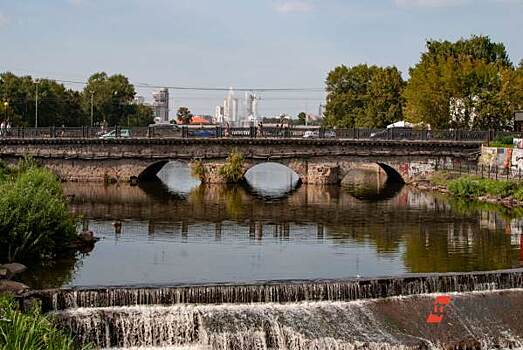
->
(0, 138, 481, 185)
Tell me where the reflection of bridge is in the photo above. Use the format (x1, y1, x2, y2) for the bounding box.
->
(1, 138, 480, 184)
(64, 182, 451, 225)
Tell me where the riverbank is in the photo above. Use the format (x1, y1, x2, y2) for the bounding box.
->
(412, 171, 523, 209)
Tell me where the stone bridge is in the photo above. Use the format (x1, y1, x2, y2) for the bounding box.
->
(0, 138, 482, 184)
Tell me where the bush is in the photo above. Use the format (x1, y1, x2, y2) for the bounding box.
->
(0, 165, 77, 262)
(219, 150, 245, 183)
(447, 176, 521, 198)
(447, 177, 487, 197)
(0, 294, 90, 350)
(490, 136, 513, 148)
(482, 179, 517, 198)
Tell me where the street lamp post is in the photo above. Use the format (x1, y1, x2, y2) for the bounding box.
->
(35, 79, 40, 128)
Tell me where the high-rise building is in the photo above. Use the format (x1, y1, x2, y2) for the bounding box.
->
(223, 87, 239, 124)
(152, 88, 169, 123)
(245, 92, 258, 119)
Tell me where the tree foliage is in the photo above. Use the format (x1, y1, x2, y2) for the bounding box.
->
(323, 64, 404, 128)
(0, 71, 154, 127)
(403, 35, 522, 130)
(177, 106, 193, 125)
(82, 72, 135, 126)
(0, 72, 88, 127)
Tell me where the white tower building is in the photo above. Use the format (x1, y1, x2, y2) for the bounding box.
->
(223, 87, 239, 125)
(152, 88, 169, 123)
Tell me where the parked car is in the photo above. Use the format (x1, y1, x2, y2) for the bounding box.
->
(324, 130, 336, 138)
(99, 129, 130, 139)
(303, 130, 319, 138)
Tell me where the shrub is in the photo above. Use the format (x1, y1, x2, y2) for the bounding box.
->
(219, 150, 245, 183)
(0, 166, 77, 262)
(490, 136, 513, 148)
(447, 177, 486, 197)
(0, 294, 90, 350)
(482, 179, 517, 198)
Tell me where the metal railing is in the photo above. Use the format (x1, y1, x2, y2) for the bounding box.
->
(438, 161, 523, 181)
(0, 126, 518, 142)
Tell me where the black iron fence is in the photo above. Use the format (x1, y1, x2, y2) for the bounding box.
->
(0, 126, 522, 142)
(437, 160, 523, 181)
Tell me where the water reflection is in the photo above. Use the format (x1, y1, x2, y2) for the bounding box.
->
(156, 161, 200, 196)
(244, 163, 300, 199)
(19, 179, 523, 289)
(341, 165, 404, 201)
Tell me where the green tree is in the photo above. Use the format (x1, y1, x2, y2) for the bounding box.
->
(177, 106, 193, 124)
(0, 72, 87, 127)
(403, 35, 521, 130)
(82, 72, 135, 126)
(297, 112, 307, 125)
(323, 64, 404, 128)
(127, 103, 154, 127)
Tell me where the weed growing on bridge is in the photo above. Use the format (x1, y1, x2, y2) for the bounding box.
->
(190, 160, 205, 181)
(219, 150, 245, 183)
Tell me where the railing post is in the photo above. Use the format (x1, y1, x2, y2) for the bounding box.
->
(355, 128, 359, 140)
(116, 125, 120, 138)
(182, 126, 188, 138)
(319, 128, 325, 139)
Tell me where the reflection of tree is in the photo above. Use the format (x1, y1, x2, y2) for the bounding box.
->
(221, 185, 244, 219)
(18, 252, 82, 289)
(403, 222, 519, 273)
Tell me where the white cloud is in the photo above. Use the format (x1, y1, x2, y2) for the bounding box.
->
(394, 0, 468, 7)
(275, 1, 313, 13)
(0, 12, 8, 29)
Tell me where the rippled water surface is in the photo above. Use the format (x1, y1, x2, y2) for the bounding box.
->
(20, 163, 523, 289)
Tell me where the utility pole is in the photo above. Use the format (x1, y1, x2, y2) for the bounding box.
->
(35, 80, 39, 128)
(90, 91, 94, 127)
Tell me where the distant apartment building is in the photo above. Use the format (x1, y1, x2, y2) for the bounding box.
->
(152, 88, 169, 123)
(214, 88, 259, 125)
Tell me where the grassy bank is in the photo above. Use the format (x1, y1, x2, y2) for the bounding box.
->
(0, 158, 77, 263)
(0, 294, 89, 350)
(428, 171, 523, 202)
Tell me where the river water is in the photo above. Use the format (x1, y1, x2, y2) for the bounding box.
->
(19, 162, 523, 289)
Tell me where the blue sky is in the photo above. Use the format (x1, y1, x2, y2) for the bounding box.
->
(0, 0, 522, 116)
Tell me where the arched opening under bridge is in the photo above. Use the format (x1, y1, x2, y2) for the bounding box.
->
(243, 162, 302, 199)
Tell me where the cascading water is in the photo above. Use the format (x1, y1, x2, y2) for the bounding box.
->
(52, 290, 523, 349)
(24, 269, 523, 312)
(22, 270, 523, 349)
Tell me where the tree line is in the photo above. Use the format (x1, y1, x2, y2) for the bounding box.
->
(324, 35, 523, 130)
(0, 72, 153, 127)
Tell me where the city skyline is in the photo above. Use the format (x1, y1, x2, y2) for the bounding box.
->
(1, 0, 522, 116)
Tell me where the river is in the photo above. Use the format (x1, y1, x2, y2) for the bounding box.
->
(19, 162, 523, 289)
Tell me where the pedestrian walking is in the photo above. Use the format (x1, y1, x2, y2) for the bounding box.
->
(5, 121, 11, 137)
(0, 121, 5, 137)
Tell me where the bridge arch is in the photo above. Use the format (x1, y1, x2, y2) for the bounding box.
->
(137, 160, 170, 182)
(339, 162, 405, 186)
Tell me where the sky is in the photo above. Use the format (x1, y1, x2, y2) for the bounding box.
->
(0, 0, 522, 117)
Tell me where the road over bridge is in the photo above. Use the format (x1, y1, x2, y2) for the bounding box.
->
(0, 137, 482, 184)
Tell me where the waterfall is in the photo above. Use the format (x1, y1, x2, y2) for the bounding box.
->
(24, 269, 523, 312)
(52, 290, 523, 349)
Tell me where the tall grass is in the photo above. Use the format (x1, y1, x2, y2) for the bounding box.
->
(0, 294, 90, 350)
(0, 160, 77, 262)
(219, 150, 245, 183)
